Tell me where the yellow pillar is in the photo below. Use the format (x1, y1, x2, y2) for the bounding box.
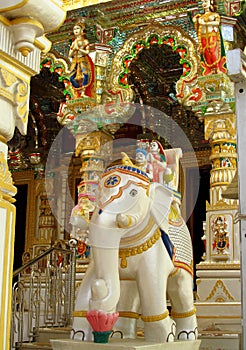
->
(0, 2, 65, 348)
(0, 148, 16, 350)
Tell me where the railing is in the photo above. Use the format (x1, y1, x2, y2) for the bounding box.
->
(11, 243, 76, 349)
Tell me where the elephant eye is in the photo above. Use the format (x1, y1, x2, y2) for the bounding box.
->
(129, 189, 138, 197)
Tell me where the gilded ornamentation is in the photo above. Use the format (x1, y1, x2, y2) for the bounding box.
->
(0, 68, 17, 87)
(171, 307, 196, 319)
(15, 81, 29, 126)
(0, 151, 16, 197)
(206, 199, 238, 211)
(204, 114, 236, 141)
(118, 311, 140, 319)
(205, 279, 234, 301)
(141, 310, 169, 322)
(119, 228, 161, 268)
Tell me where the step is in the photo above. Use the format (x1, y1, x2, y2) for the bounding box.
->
(51, 338, 201, 350)
(34, 327, 72, 343)
(16, 342, 52, 350)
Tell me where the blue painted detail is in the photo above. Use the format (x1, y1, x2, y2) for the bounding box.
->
(160, 228, 175, 260)
(98, 209, 103, 215)
(104, 165, 150, 180)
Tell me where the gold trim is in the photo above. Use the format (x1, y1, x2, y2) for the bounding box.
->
(120, 216, 155, 245)
(0, 15, 11, 26)
(0, 152, 16, 196)
(73, 310, 141, 319)
(118, 311, 140, 319)
(0, 199, 16, 350)
(210, 182, 231, 187)
(171, 307, 196, 319)
(19, 47, 31, 57)
(119, 228, 161, 268)
(73, 310, 87, 317)
(2, 193, 15, 203)
(168, 268, 179, 278)
(0, 87, 14, 104)
(99, 179, 149, 209)
(141, 310, 169, 322)
(174, 261, 193, 277)
(0, 135, 7, 144)
(10, 17, 44, 31)
(196, 263, 240, 270)
(0, 0, 28, 13)
(34, 38, 46, 51)
(205, 279, 234, 302)
(206, 200, 238, 211)
(0, 53, 36, 78)
(197, 315, 241, 319)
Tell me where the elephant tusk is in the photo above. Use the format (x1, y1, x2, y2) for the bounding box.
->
(117, 214, 133, 228)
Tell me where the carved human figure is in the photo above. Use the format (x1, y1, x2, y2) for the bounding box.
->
(193, 0, 227, 75)
(146, 140, 168, 184)
(135, 148, 153, 180)
(68, 20, 94, 97)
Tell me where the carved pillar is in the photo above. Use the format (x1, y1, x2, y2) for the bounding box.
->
(174, 6, 242, 339)
(195, 95, 241, 335)
(0, 2, 65, 348)
(70, 130, 113, 261)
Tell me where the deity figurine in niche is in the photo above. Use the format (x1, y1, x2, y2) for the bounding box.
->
(68, 19, 95, 97)
(212, 216, 229, 253)
(193, 0, 227, 75)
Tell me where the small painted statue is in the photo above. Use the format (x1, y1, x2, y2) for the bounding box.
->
(68, 19, 95, 97)
(193, 0, 227, 75)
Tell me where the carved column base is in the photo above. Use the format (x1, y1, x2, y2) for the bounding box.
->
(196, 268, 241, 334)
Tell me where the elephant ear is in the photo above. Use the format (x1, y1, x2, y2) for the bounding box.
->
(149, 182, 173, 232)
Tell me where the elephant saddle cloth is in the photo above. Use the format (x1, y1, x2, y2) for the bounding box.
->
(166, 209, 193, 276)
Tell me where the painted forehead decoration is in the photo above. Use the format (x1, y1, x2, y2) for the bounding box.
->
(103, 165, 150, 182)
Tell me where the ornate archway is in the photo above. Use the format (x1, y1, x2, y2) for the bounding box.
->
(107, 23, 200, 103)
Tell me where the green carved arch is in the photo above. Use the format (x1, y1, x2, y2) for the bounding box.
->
(40, 53, 73, 99)
(108, 23, 199, 101)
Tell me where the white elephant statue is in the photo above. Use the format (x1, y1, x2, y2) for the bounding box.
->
(72, 153, 198, 343)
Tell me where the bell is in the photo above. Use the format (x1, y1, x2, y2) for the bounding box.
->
(221, 170, 238, 200)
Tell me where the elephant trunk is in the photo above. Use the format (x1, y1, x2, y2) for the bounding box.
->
(89, 246, 120, 313)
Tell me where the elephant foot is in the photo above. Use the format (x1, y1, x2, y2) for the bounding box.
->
(176, 327, 198, 341)
(144, 316, 176, 342)
(71, 319, 93, 341)
(174, 314, 198, 341)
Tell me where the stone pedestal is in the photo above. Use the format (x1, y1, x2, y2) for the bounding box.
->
(51, 339, 201, 350)
(196, 268, 241, 332)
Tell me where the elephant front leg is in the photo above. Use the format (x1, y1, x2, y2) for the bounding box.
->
(136, 241, 176, 342)
(167, 268, 198, 340)
(89, 247, 120, 313)
(72, 262, 95, 341)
